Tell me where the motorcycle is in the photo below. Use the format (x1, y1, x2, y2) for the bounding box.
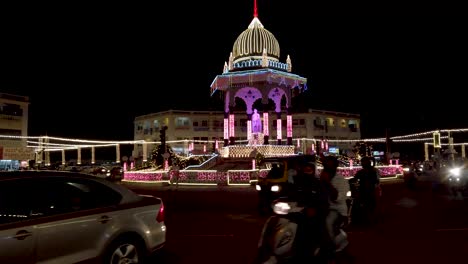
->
(255, 188, 352, 264)
(347, 175, 382, 226)
(256, 155, 316, 215)
(447, 166, 467, 196)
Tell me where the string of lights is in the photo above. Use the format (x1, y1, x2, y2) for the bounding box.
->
(26, 141, 114, 148)
(2, 127, 467, 149)
(26, 146, 79, 152)
(392, 136, 449, 143)
(426, 142, 467, 146)
(390, 128, 468, 140)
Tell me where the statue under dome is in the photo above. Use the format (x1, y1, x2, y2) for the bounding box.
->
(252, 109, 262, 133)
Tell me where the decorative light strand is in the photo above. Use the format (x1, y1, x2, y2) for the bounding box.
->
(27, 140, 113, 148)
(426, 142, 467, 146)
(391, 128, 468, 140)
(392, 136, 449, 143)
(2, 127, 467, 148)
(390, 131, 434, 140)
(326, 138, 386, 143)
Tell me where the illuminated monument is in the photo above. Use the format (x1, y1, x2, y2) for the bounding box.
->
(210, 0, 307, 157)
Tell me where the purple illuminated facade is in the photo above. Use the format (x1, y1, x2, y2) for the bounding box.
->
(210, 8, 307, 147)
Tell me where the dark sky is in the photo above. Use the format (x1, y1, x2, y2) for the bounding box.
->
(2, 1, 467, 141)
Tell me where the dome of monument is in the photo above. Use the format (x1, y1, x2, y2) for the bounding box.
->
(231, 17, 280, 64)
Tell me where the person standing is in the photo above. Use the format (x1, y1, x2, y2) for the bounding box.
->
(354, 156, 381, 224)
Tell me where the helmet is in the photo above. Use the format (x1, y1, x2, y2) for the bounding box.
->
(322, 155, 339, 169)
(361, 156, 374, 167)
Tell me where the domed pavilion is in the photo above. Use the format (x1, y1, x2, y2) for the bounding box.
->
(211, 0, 307, 157)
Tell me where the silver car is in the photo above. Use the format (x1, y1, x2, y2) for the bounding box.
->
(0, 170, 166, 264)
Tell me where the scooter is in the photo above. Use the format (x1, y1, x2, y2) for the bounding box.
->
(447, 166, 467, 197)
(255, 190, 352, 264)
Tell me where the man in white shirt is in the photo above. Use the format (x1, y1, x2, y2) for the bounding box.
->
(319, 156, 350, 260)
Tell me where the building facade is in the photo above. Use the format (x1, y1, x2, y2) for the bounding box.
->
(0, 93, 31, 169)
(133, 109, 360, 158)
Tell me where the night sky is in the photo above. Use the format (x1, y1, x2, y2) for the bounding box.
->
(2, 1, 467, 141)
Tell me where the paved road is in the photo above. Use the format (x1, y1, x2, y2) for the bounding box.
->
(123, 177, 468, 264)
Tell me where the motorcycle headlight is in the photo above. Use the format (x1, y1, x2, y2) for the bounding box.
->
(449, 168, 461, 177)
(403, 168, 410, 172)
(271, 185, 280, 192)
(273, 202, 290, 215)
(255, 185, 261, 191)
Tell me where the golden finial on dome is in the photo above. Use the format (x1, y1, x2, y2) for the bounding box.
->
(254, 0, 258, 18)
(228, 52, 234, 70)
(262, 48, 268, 67)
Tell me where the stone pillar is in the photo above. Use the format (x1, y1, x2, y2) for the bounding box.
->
(224, 111, 229, 146)
(36, 137, 43, 165)
(229, 106, 236, 145)
(77, 147, 81, 165)
(61, 149, 66, 165)
(286, 108, 293, 145)
(44, 137, 50, 166)
(276, 112, 282, 145)
(44, 151, 50, 166)
(448, 136, 455, 160)
(424, 143, 429, 161)
(263, 107, 269, 145)
(142, 142, 148, 162)
(91, 146, 95, 164)
(184, 139, 189, 155)
(115, 144, 120, 163)
(247, 113, 252, 142)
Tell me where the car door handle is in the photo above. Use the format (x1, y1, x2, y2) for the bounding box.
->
(14, 230, 32, 240)
(98, 215, 112, 224)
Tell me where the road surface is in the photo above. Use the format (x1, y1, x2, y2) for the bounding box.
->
(123, 176, 468, 263)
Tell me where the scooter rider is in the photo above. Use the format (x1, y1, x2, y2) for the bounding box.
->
(290, 161, 324, 260)
(319, 155, 350, 261)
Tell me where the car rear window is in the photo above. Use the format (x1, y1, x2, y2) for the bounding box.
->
(0, 176, 123, 224)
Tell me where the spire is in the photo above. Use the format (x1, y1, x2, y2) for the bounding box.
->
(286, 55, 292, 72)
(254, 0, 258, 17)
(262, 48, 268, 67)
(228, 52, 234, 70)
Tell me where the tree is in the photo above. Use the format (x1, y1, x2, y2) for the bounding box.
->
(352, 141, 373, 159)
(150, 144, 175, 168)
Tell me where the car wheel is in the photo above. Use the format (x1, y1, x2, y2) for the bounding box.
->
(104, 237, 145, 264)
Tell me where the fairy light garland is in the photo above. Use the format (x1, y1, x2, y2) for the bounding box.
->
(392, 136, 449, 143)
(2, 127, 467, 150)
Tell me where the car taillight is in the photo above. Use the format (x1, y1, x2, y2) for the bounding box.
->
(156, 202, 165, 223)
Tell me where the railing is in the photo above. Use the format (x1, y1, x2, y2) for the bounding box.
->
(122, 165, 402, 186)
(183, 154, 219, 170)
